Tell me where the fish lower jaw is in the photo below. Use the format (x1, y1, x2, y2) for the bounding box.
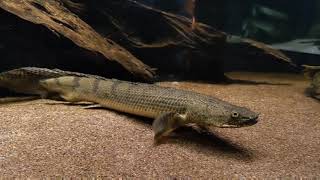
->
(221, 119, 259, 128)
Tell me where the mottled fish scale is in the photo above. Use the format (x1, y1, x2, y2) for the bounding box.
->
(62, 77, 188, 118)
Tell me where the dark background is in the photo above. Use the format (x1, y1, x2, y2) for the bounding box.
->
(0, 0, 319, 81)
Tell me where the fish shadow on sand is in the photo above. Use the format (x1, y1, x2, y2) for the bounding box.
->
(166, 127, 255, 161)
(45, 102, 256, 161)
(131, 115, 255, 161)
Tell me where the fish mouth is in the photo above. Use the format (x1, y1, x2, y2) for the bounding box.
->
(222, 116, 259, 128)
(241, 117, 258, 127)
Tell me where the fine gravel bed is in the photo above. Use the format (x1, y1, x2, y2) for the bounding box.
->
(0, 72, 319, 178)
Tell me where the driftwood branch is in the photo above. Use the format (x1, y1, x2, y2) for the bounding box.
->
(104, 1, 291, 63)
(0, 0, 155, 79)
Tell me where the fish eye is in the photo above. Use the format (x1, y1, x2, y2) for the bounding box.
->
(231, 111, 239, 118)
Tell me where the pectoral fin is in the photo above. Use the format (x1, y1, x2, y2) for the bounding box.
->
(152, 112, 187, 144)
(188, 124, 211, 134)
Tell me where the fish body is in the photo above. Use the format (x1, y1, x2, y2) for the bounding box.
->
(303, 65, 320, 100)
(40, 76, 259, 142)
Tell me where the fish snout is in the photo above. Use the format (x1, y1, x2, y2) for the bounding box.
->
(251, 113, 260, 120)
(245, 113, 259, 126)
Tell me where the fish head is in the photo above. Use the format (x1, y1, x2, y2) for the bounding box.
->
(192, 100, 259, 128)
(217, 105, 259, 128)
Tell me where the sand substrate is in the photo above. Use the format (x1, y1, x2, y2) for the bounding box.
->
(0, 72, 319, 178)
